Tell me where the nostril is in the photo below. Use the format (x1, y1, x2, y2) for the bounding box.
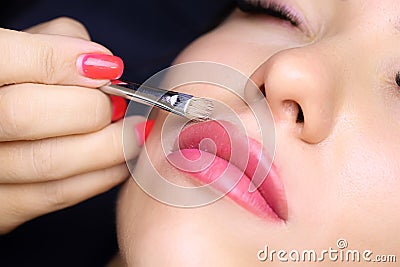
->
(260, 84, 266, 97)
(296, 104, 304, 124)
(282, 100, 304, 124)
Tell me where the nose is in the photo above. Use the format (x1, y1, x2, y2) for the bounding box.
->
(251, 48, 340, 144)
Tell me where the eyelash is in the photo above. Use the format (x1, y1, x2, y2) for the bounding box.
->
(396, 72, 400, 87)
(236, 0, 302, 27)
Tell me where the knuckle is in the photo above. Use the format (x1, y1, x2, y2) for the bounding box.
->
(31, 138, 59, 180)
(52, 17, 83, 29)
(93, 91, 111, 127)
(48, 17, 90, 40)
(56, 17, 86, 30)
(31, 35, 69, 85)
(39, 44, 58, 84)
(0, 41, 13, 86)
(83, 90, 110, 130)
(42, 181, 68, 210)
(51, 17, 79, 27)
(108, 125, 124, 164)
(0, 88, 26, 139)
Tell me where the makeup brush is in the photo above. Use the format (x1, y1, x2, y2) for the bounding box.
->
(100, 80, 213, 120)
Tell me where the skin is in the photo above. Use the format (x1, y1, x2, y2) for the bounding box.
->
(117, 0, 400, 266)
(0, 18, 144, 234)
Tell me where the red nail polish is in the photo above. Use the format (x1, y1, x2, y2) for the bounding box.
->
(135, 120, 155, 146)
(110, 96, 127, 122)
(77, 53, 124, 79)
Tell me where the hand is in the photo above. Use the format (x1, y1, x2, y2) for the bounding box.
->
(0, 17, 146, 234)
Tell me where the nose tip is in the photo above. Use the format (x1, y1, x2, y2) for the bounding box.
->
(248, 49, 338, 144)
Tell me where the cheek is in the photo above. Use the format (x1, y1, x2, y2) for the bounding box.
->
(174, 25, 291, 77)
(331, 127, 400, 247)
(333, 114, 400, 208)
(174, 33, 256, 73)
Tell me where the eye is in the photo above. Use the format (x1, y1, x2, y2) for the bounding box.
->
(396, 72, 400, 87)
(236, 0, 303, 27)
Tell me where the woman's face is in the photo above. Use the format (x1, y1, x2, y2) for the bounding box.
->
(117, 0, 400, 265)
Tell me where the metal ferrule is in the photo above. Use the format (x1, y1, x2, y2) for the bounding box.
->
(100, 81, 193, 117)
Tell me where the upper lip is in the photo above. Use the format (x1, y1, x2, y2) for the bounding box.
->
(173, 120, 288, 220)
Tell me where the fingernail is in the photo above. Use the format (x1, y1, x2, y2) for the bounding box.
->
(135, 120, 155, 146)
(110, 96, 127, 122)
(77, 53, 124, 79)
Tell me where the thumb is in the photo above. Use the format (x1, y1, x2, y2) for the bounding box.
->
(0, 28, 123, 87)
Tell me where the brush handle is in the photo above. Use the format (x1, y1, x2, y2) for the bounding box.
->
(100, 80, 193, 117)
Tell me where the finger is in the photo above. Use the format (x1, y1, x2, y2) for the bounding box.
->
(0, 27, 123, 87)
(24, 17, 91, 40)
(0, 116, 145, 183)
(0, 83, 113, 141)
(0, 163, 129, 234)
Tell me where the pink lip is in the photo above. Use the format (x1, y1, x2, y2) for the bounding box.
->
(167, 120, 287, 221)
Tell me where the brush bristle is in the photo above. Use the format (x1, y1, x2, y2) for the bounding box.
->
(185, 97, 214, 120)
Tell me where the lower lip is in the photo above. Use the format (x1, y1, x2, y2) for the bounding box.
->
(167, 149, 281, 221)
